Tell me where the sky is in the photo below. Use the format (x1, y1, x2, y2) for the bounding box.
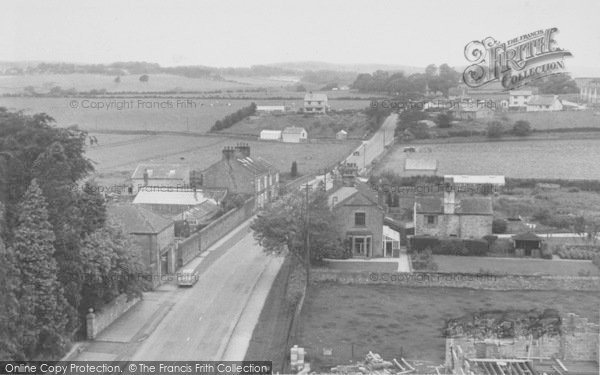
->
(1, 0, 599, 73)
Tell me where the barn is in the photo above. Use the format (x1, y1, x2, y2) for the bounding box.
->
(282, 127, 308, 143)
(259, 130, 282, 141)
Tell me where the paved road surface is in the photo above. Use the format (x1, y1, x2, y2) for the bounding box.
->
(131, 229, 280, 360)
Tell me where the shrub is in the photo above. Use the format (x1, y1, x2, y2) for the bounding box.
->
(540, 242, 553, 259)
(439, 238, 467, 255)
(483, 235, 498, 247)
(487, 121, 504, 138)
(512, 120, 531, 136)
(490, 238, 514, 254)
(436, 113, 452, 128)
(411, 248, 438, 271)
(464, 239, 489, 256)
(409, 236, 440, 253)
(492, 218, 508, 234)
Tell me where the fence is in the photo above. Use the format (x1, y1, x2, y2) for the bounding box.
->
(86, 293, 141, 340)
(176, 197, 256, 267)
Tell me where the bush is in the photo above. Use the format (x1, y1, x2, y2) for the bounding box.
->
(492, 218, 508, 234)
(512, 120, 531, 136)
(490, 238, 514, 254)
(464, 239, 489, 256)
(438, 238, 468, 255)
(411, 248, 438, 271)
(409, 236, 440, 253)
(487, 121, 505, 138)
(436, 113, 452, 128)
(483, 235, 498, 247)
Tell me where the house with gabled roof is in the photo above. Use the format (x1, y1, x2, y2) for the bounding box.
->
(304, 92, 329, 113)
(196, 143, 279, 208)
(328, 183, 385, 258)
(282, 126, 308, 143)
(526, 94, 563, 111)
(108, 203, 175, 287)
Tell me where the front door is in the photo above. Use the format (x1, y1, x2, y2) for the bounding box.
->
(385, 242, 393, 257)
(352, 236, 372, 257)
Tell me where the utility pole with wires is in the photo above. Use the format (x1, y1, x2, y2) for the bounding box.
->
(304, 182, 311, 289)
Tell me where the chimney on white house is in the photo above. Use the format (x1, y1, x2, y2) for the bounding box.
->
(443, 175, 456, 214)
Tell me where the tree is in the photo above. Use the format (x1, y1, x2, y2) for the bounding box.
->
(492, 218, 508, 234)
(77, 181, 107, 235)
(139, 74, 149, 82)
(291, 161, 298, 177)
(251, 189, 343, 266)
(512, 120, 531, 136)
(114, 76, 121, 83)
(12, 180, 72, 359)
(529, 73, 579, 94)
(0, 203, 21, 360)
(487, 121, 504, 139)
(436, 113, 452, 128)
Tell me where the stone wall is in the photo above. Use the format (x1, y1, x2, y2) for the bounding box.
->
(310, 269, 600, 291)
(176, 197, 255, 267)
(86, 294, 141, 340)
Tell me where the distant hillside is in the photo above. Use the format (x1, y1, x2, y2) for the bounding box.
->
(267, 61, 424, 74)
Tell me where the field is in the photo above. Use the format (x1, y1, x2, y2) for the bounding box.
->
(298, 284, 600, 370)
(85, 133, 360, 185)
(222, 111, 371, 138)
(0, 97, 370, 133)
(375, 135, 600, 179)
(433, 255, 600, 276)
(503, 110, 600, 131)
(0, 73, 289, 95)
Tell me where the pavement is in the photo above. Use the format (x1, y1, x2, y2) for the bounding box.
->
(69, 216, 283, 361)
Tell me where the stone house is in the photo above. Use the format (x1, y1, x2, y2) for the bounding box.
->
(414, 188, 493, 238)
(108, 203, 175, 288)
(328, 184, 384, 258)
(303, 92, 329, 114)
(195, 144, 279, 208)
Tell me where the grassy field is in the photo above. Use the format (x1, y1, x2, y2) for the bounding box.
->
(0, 73, 288, 94)
(85, 133, 360, 186)
(503, 110, 600, 130)
(298, 283, 600, 370)
(433, 255, 600, 276)
(223, 111, 371, 138)
(375, 135, 600, 179)
(0, 97, 370, 133)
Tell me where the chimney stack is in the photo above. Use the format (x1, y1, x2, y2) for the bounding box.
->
(235, 143, 250, 158)
(222, 146, 235, 160)
(443, 176, 456, 214)
(143, 170, 149, 186)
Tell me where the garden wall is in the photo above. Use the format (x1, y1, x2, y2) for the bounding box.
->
(310, 269, 600, 291)
(176, 197, 255, 267)
(86, 293, 141, 340)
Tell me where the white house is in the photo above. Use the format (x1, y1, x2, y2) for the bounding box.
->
(509, 90, 533, 111)
(526, 95, 563, 112)
(259, 130, 282, 141)
(336, 129, 348, 140)
(282, 127, 308, 143)
(303, 92, 329, 113)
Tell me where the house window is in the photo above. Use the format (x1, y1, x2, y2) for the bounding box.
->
(355, 212, 366, 226)
(425, 215, 437, 225)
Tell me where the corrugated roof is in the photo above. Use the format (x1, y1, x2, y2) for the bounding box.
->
(404, 158, 438, 171)
(133, 190, 217, 206)
(282, 126, 306, 135)
(304, 92, 328, 102)
(108, 204, 173, 234)
(528, 95, 559, 106)
(132, 164, 189, 180)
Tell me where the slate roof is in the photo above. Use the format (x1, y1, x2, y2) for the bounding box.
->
(234, 156, 276, 175)
(131, 164, 189, 180)
(108, 204, 173, 234)
(415, 196, 492, 215)
(404, 158, 438, 171)
(282, 126, 306, 135)
(133, 190, 218, 206)
(328, 183, 379, 208)
(304, 92, 328, 102)
(512, 231, 543, 241)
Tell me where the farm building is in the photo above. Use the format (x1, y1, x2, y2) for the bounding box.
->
(404, 158, 438, 176)
(304, 92, 329, 113)
(336, 129, 348, 140)
(131, 164, 190, 194)
(451, 103, 495, 120)
(256, 105, 286, 113)
(282, 126, 308, 143)
(259, 129, 282, 141)
(526, 94, 563, 111)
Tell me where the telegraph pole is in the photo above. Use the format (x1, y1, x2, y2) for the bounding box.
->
(304, 182, 310, 289)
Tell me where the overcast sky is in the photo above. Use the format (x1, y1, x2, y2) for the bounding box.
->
(2, 0, 599, 71)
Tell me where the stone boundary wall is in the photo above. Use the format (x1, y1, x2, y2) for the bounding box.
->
(310, 269, 600, 291)
(86, 293, 141, 340)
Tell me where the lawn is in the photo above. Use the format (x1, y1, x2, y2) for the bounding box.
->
(433, 255, 600, 276)
(298, 283, 600, 371)
(503, 110, 600, 131)
(375, 135, 600, 179)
